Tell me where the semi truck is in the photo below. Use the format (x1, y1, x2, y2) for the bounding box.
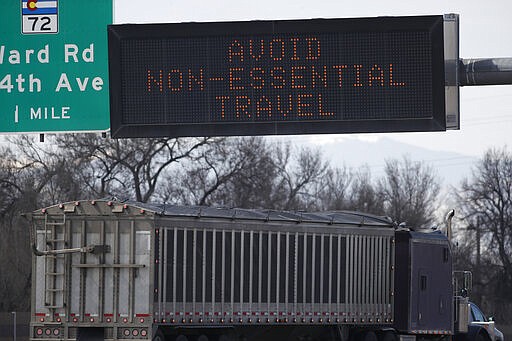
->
(25, 199, 483, 341)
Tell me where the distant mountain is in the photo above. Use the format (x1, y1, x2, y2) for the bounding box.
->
(295, 137, 479, 187)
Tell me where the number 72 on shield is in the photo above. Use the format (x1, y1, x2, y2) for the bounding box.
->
(21, 0, 59, 34)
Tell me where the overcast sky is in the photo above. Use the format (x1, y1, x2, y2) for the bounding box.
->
(113, 0, 512, 157)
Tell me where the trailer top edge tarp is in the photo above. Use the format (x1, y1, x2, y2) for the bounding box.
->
(28, 199, 396, 228)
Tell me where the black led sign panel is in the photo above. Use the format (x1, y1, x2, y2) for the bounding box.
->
(108, 15, 446, 138)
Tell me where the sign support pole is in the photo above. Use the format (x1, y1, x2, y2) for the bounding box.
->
(460, 58, 512, 86)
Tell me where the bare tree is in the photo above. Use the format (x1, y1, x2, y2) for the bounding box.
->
(347, 166, 385, 215)
(6, 135, 84, 206)
(0, 139, 51, 311)
(270, 143, 329, 210)
(214, 137, 277, 208)
(456, 147, 512, 303)
(378, 156, 441, 228)
(311, 166, 353, 211)
(54, 134, 213, 202)
(165, 138, 330, 211)
(162, 137, 273, 207)
(0, 146, 21, 217)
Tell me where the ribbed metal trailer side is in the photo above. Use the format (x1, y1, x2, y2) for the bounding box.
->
(153, 214, 395, 326)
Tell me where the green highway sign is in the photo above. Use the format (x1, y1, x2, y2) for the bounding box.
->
(0, 0, 112, 133)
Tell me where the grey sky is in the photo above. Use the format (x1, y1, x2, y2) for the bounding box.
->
(114, 0, 512, 157)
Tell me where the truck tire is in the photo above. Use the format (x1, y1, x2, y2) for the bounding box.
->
(475, 331, 491, 341)
(380, 331, 397, 341)
(153, 330, 166, 341)
(356, 331, 378, 341)
(196, 335, 209, 341)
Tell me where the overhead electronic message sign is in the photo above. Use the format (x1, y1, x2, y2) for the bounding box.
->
(1, 0, 112, 134)
(108, 15, 450, 138)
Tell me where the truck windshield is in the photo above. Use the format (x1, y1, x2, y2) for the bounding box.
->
(470, 303, 487, 322)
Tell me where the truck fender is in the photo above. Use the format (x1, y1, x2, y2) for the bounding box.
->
(467, 325, 492, 341)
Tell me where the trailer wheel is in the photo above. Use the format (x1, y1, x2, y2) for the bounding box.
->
(196, 335, 209, 341)
(366, 331, 378, 341)
(380, 331, 397, 341)
(153, 330, 166, 341)
(359, 331, 378, 341)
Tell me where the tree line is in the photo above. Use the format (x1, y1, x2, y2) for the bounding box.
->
(0, 134, 510, 324)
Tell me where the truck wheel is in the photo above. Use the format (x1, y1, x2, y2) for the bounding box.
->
(355, 331, 378, 341)
(475, 331, 491, 341)
(153, 330, 166, 341)
(219, 333, 236, 341)
(380, 331, 397, 341)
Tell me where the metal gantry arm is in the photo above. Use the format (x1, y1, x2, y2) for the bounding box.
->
(460, 58, 512, 86)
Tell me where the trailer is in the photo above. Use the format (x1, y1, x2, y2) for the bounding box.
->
(26, 199, 456, 341)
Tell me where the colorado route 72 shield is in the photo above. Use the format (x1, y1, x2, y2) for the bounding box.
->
(21, 0, 58, 34)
